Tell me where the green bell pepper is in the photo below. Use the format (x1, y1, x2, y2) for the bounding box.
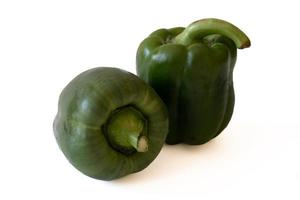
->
(53, 67, 168, 180)
(136, 18, 250, 145)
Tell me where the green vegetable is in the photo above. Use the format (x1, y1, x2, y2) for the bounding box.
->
(53, 67, 168, 180)
(136, 18, 250, 145)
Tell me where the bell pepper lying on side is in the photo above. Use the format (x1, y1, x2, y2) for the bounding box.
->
(136, 18, 250, 145)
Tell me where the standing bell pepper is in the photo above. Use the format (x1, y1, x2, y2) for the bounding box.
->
(136, 18, 250, 145)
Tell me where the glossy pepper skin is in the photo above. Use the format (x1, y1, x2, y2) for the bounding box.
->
(136, 18, 250, 145)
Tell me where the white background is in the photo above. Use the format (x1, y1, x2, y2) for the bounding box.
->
(0, 0, 299, 199)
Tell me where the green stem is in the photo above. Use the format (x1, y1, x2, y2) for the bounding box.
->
(106, 106, 149, 153)
(174, 18, 251, 49)
(130, 135, 148, 152)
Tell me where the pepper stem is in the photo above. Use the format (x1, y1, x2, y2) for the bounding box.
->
(174, 18, 251, 49)
(131, 135, 148, 152)
(106, 106, 149, 153)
